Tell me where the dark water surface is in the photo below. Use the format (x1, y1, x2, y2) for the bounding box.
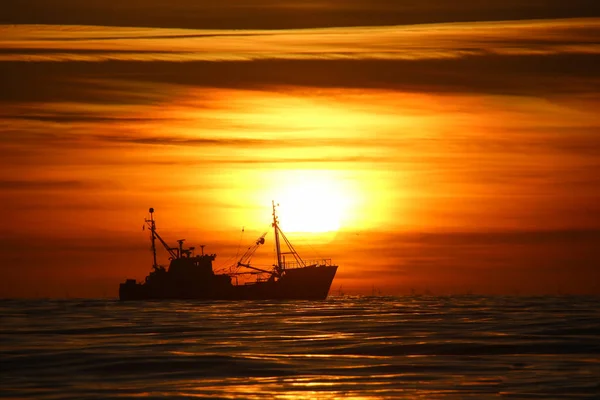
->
(1, 296, 599, 399)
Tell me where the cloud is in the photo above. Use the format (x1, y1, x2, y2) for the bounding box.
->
(0, 178, 108, 190)
(1, 19, 599, 112)
(95, 134, 280, 147)
(3, 0, 599, 29)
(2, 56, 599, 109)
(1, 19, 599, 63)
(2, 114, 172, 123)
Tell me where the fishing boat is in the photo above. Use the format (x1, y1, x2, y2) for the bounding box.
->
(119, 202, 338, 300)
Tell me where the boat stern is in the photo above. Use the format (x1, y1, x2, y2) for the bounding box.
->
(119, 279, 146, 301)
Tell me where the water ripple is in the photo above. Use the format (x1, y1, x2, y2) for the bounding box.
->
(1, 296, 599, 399)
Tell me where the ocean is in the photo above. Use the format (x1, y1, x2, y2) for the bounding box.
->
(1, 296, 599, 399)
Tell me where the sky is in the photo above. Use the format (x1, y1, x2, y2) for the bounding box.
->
(1, 1, 599, 297)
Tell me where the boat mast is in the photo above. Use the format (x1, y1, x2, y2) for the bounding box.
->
(144, 208, 178, 261)
(146, 208, 158, 269)
(272, 200, 283, 271)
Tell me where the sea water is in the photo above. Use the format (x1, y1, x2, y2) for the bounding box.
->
(1, 296, 599, 399)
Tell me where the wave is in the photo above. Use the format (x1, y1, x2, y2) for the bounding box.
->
(1, 296, 599, 399)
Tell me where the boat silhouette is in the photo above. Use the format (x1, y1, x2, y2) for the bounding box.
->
(119, 202, 338, 300)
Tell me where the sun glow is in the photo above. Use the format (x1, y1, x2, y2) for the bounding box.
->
(266, 170, 357, 233)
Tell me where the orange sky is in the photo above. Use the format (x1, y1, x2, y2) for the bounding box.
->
(1, 2, 600, 297)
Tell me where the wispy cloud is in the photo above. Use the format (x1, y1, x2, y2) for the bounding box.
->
(3, 0, 599, 30)
(1, 19, 599, 62)
(0, 178, 101, 190)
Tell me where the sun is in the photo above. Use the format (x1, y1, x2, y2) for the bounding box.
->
(269, 170, 355, 233)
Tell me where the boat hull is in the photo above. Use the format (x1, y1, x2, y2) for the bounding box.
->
(119, 265, 338, 301)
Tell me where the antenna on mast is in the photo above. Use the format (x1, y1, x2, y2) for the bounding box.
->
(272, 200, 283, 272)
(147, 207, 158, 269)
